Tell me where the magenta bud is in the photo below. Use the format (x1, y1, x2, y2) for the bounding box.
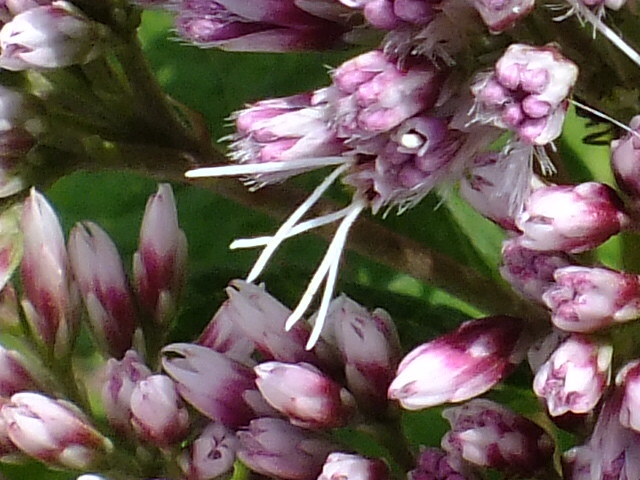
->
(129, 374, 189, 448)
(20, 188, 81, 359)
(1, 392, 112, 470)
(328, 295, 400, 413)
(0, 344, 42, 396)
(543, 266, 640, 332)
(161, 343, 259, 427)
(409, 448, 476, 480)
(101, 350, 152, 435)
(319, 453, 390, 480)
(471, 0, 534, 33)
(0, 1, 109, 71)
(611, 116, 640, 199)
(133, 184, 187, 325)
(255, 361, 354, 429)
(178, 422, 238, 480)
(616, 359, 640, 432)
(388, 316, 528, 409)
(68, 221, 137, 359)
(533, 334, 612, 416)
(442, 399, 554, 476)
(0, 204, 23, 298)
(237, 417, 335, 480)
(516, 182, 629, 253)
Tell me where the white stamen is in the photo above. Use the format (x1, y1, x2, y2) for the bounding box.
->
(400, 132, 424, 150)
(230, 206, 354, 250)
(285, 200, 365, 346)
(246, 165, 349, 283)
(570, 99, 640, 140)
(185, 157, 347, 179)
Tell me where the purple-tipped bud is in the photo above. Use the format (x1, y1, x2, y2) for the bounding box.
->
(175, 0, 351, 52)
(319, 453, 390, 480)
(230, 93, 345, 187)
(441, 399, 554, 476)
(0, 1, 109, 71)
(20, 189, 80, 359)
(0, 398, 20, 461)
(611, 116, 640, 199)
(516, 182, 628, 253)
(388, 316, 527, 409)
(409, 448, 477, 480)
(129, 374, 189, 448)
(327, 296, 400, 413)
(331, 50, 442, 138)
(533, 334, 611, 416)
(161, 343, 260, 428)
(543, 266, 640, 332)
(237, 417, 335, 480)
(101, 350, 152, 435)
(255, 361, 354, 429)
(339, 0, 437, 29)
(1, 392, 112, 469)
(178, 422, 238, 480)
(198, 300, 255, 366)
(0, 345, 42, 396)
(470, 0, 534, 33)
(0, 205, 23, 294)
(222, 280, 321, 366)
(133, 184, 187, 325)
(499, 239, 571, 303)
(471, 44, 577, 145)
(616, 360, 640, 432)
(68, 221, 137, 359)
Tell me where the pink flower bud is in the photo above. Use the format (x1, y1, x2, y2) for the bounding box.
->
(516, 182, 628, 253)
(471, 44, 578, 145)
(499, 238, 571, 303)
(178, 422, 238, 480)
(611, 115, 640, 199)
(237, 417, 335, 480)
(0, 345, 42, 396)
(409, 448, 477, 480)
(0, 1, 109, 70)
(0, 204, 23, 293)
(0, 398, 20, 461)
(1, 392, 112, 470)
(442, 399, 554, 476)
(470, 0, 534, 32)
(129, 374, 189, 448)
(101, 350, 151, 435)
(20, 189, 81, 359)
(533, 334, 611, 416)
(255, 362, 354, 429)
(327, 296, 400, 413)
(319, 453, 390, 480)
(133, 184, 187, 325)
(388, 316, 527, 409)
(161, 343, 259, 427)
(68, 221, 137, 359)
(543, 266, 640, 332)
(616, 359, 640, 432)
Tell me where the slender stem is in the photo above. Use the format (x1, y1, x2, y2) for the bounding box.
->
(356, 419, 415, 474)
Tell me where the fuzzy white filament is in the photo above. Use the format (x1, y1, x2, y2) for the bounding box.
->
(571, 99, 640, 140)
(185, 156, 347, 179)
(285, 199, 365, 349)
(246, 164, 349, 283)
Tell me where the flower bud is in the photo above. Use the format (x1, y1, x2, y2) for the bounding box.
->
(178, 422, 238, 480)
(318, 453, 389, 480)
(611, 115, 640, 199)
(470, 0, 534, 32)
(133, 184, 187, 325)
(543, 266, 640, 332)
(499, 238, 571, 303)
(162, 343, 259, 427)
(129, 374, 189, 448)
(1, 392, 112, 470)
(409, 448, 477, 480)
(0, 397, 21, 461)
(68, 221, 137, 359)
(328, 295, 400, 413)
(0, 344, 43, 396)
(516, 182, 628, 253)
(533, 334, 611, 416)
(20, 188, 80, 359)
(616, 359, 640, 432)
(237, 417, 335, 480)
(101, 350, 151, 435)
(388, 316, 527, 409)
(441, 399, 554, 476)
(255, 361, 354, 429)
(0, 204, 23, 294)
(0, 1, 109, 71)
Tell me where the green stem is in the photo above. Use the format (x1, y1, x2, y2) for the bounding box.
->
(356, 419, 415, 475)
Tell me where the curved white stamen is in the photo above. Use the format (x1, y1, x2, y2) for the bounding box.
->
(570, 99, 640, 140)
(285, 200, 365, 345)
(185, 157, 347, 178)
(230, 206, 354, 250)
(246, 164, 349, 283)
